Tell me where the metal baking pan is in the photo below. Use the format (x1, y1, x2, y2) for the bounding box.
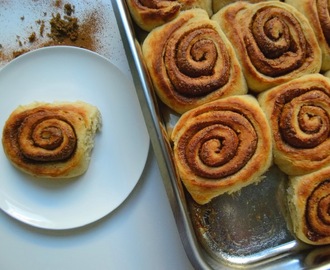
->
(112, 1, 330, 269)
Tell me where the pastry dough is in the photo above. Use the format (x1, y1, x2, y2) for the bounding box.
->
(325, 70, 330, 79)
(213, 1, 322, 92)
(288, 166, 330, 245)
(212, 0, 280, 13)
(171, 95, 272, 204)
(285, 0, 330, 71)
(180, 0, 212, 17)
(126, 0, 212, 32)
(258, 74, 330, 176)
(2, 101, 101, 178)
(142, 8, 247, 114)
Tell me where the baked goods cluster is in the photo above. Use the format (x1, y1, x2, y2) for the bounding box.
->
(127, 0, 330, 245)
(2, 101, 101, 178)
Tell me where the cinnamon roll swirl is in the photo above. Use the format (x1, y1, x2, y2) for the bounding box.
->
(258, 74, 330, 176)
(2, 101, 101, 178)
(285, 0, 330, 71)
(171, 95, 272, 204)
(213, 1, 322, 92)
(288, 166, 330, 245)
(142, 9, 247, 114)
(126, 0, 212, 32)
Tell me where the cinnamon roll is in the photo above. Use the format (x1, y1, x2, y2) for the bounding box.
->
(142, 9, 247, 114)
(171, 95, 272, 204)
(258, 74, 330, 176)
(2, 101, 101, 178)
(126, 0, 212, 32)
(288, 166, 330, 245)
(285, 0, 330, 71)
(213, 1, 322, 92)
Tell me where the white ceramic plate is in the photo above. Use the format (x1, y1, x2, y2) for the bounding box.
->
(0, 46, 150, 230)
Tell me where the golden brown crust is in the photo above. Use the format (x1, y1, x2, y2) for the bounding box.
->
(258, 74, 330, 176)
(126, 0, 181, 32)
(285, 0, 330, 71)
(2, 101, 101, 178)
(171, 95, 272, 204)
(180, 0, 212, 16)
(213, 1, 322, 92)
(288, 166, 330, 245)
(126, 0, 212, 32)
(212, 0, 280, 13)
(142, 9, 247, 114)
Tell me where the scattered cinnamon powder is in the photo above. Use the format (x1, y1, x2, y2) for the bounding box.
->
(2, 2, 104, 63)
(44, 6, 100, 51)
(16, 36, 23, 47)
(12, 49, 29, 58)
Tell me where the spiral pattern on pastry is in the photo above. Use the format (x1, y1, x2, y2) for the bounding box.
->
(16, 111, 77, 162)
(258, 74, 330, 176)
(285, 0, 330, 71)
(213, 1, 321, 92)
(164, 25, 230, 97)
(171, 95, 272, 204)
(142, 9, 247, 114)
(247, 7, 308, 76)
(2, 102, 101, 178)
(307, 180, 330, 238)
(288, 166, 330, 245)
(126, 0, 212, 32)
(181, 110, 257, 179)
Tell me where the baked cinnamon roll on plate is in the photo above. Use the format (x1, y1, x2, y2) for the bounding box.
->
(0, 46, 149, 229)
(2, 101, 102, 179)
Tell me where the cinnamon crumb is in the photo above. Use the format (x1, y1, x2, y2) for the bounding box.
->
(54, 0, 62, 8)
(48, 13, 79, 42)
(28, 32, 37, 42)
(36, 20, 45, 37)
(64, 3, 75, 16)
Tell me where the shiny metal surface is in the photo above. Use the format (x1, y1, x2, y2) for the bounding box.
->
(112, 1, 330, 269)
